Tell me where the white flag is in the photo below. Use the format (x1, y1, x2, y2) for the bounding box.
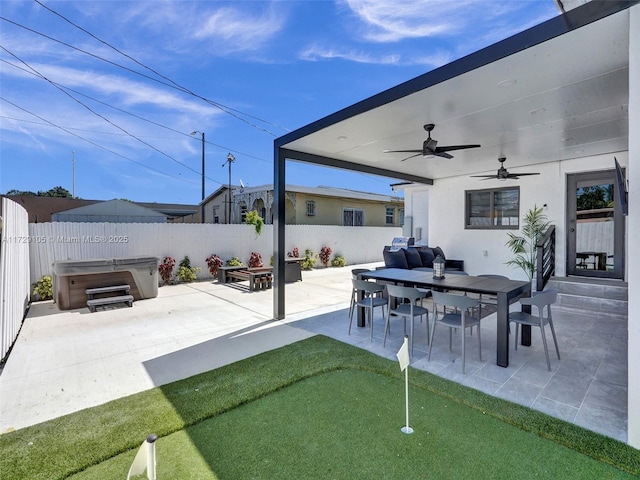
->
(396, 336, 410, 372)
(127, 434, 157, 480)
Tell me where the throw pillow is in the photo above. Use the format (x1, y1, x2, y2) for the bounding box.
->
(417, 247, 435, 268)
(432, 246, 446, 260)
(383, 248, 409, 269)
(404, 248, 423, 269)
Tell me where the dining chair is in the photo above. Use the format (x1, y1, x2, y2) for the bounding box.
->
(349, 268, 372, 319)
(383, 284, 429, 356)
(349, 278, 387, 342)
(429, 291, 481, 374)
(509, 288, 560, 371)
(477, 274, 510, 320)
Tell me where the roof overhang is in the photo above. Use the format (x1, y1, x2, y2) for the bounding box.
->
(276, 0, 635, 184)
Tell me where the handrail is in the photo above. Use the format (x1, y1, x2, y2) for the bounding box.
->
(536, 225, 556, 291)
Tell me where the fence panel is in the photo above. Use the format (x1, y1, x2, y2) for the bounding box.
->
(29, 223, 400, 281)
(1, 198, 30, 361)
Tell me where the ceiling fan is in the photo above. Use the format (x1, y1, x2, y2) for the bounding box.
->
(384, 123, 481, 161)
(471, 156, 540, 180)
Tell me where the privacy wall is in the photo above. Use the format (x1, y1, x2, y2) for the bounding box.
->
(1, 198, 30, 361)
(29, 223, 399, 282)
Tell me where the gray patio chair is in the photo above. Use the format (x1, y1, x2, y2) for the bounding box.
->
(477, 274, 510, 322)
(509, 288, 560, 371)
(429, 291, 481, 374)
(349, 269, 372, 319)
(349, 278, 387, 342)
(384, 284, 429, 356)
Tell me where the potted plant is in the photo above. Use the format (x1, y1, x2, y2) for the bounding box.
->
(32, 275, 53, 301)
(177, 256, 200, 283)
(505, 205, 550, 285)
(206, 254, 223, 277)
(318, 246, 332, 268)
(248, 252, 263, 268)
(159, 256, 176, 285)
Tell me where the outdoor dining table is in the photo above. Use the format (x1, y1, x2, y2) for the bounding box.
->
(358, 268, 531, 368)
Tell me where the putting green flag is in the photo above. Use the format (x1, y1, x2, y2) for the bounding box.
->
(396, 336, 410, 372)
(127, 434, 157, 480)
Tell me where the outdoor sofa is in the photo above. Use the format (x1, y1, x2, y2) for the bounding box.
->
(382, 246, 465, 273)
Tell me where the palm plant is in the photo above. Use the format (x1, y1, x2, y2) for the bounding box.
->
(505, 205, 550, 282)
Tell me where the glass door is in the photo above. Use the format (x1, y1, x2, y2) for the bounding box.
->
(566, 170, 624, 279)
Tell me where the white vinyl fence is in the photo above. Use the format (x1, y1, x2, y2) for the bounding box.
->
(1, 198, 30, 361)
(29, 223, 400, 282)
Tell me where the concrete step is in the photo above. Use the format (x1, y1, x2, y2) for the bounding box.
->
(547, 276, 627, 319)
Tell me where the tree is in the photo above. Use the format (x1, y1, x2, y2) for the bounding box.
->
(4, 186, 73, 198)
(505, 205, 550, 282)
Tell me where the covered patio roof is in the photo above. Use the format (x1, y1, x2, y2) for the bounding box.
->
(276, 1, 631, 185)
(273, 0, 636, 320)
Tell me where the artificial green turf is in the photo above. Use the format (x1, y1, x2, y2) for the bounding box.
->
(1, 335, 638, 479)
(69, 369, 635, 479)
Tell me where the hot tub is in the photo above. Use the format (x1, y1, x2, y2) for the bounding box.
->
(52, 256, 159, 310)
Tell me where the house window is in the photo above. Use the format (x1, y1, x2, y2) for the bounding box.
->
(465, 187, 519, 229)
(306, 200, 316, 216)
(385, 207, 395, 225)
(240, 205, 247, 223)
(212, 207, 219, 224)
(343, 208, 364, 226)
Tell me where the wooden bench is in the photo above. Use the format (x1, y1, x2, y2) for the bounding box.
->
(225, 269, 273, 292)
(86, 284, 133, 312)
(218, 266, 246, 284)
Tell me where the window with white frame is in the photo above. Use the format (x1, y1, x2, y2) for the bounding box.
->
(385, 207, 395, 225)
(306, 200, 316, 216)
(343, 208, 364, 226)
(465, 186, 519, 229)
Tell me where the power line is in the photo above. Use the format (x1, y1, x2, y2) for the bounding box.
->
(7, 6, 291, 136)
(1, 56, 271, 165)
(0, 96, 205, 187)
(1, 44, 204, 177)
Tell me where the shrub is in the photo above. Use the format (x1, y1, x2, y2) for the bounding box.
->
(206, 254, 223, 277)
(226, 256, 244, 267)
(159, 256, 176, 285)
(287, 247, 300, 258)
(301, 249, 317, 270)
(318, 246, 332, 267)
(248, 252, 263, 268)
(332, 255, 347, 267)
(244, 210, 264, 236)
(177, 256, 200, 282)
(33, 275, 53, 300)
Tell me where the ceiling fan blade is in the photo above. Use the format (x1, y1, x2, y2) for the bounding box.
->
(511, 172, 540, 176)
(384, 149, 422, 154)
(400, 153, 422, 162)
(434, 151, 453, 159)
(435, 144, 481, 153)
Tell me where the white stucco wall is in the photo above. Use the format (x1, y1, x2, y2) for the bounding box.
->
(627, 3, 639, 450)
(403, 153, 628, 280)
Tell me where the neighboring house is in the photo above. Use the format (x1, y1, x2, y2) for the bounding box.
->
(201, 184, 404, 227)
(272, 1, 639, 447)
(4, 195, 200, 223)
(52, 199, 168, 223)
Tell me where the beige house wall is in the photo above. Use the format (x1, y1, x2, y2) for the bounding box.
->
(293, 193, 403, 227)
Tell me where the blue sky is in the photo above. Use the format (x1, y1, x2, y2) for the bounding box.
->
(1, 0, 558, 204)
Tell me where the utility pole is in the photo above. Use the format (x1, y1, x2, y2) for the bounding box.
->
(72, 151, 75, 198)
(222, 153, 235, 223)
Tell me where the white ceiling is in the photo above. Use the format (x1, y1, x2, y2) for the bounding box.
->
(279, 6, 630, 183)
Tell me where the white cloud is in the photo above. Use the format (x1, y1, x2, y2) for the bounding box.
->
(299, 44, 400, 65)
(340, 0, 545, 43)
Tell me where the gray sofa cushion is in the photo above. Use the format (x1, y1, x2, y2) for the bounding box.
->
(417, 247, 435, 268)
(383, 248, 409, 269)
(432, 246, 446, 260)
(404, 247, 423, 269)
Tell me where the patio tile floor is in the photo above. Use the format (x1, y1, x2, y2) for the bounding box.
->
(0, 262, 628, 444)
